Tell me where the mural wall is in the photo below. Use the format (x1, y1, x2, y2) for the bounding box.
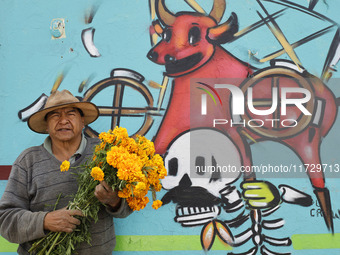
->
(1, 0, 340, 254)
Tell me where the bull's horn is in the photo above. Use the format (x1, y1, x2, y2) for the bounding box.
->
(207, 12, 238, 44)
(156, 0, 176, 26)
(209, 0, 226, 23)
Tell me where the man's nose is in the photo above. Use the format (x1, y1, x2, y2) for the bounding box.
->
(59, 112, 70, 123)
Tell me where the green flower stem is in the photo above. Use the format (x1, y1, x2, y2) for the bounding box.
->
(68, 180, 98, 209)
(53, 194, 62, 211)
(30, 183, 99, 254)
(36, 232, 59, 255)
(54, 232, 69, 246)
(28, 235, 48, 252)
(152, 188, 156, 201)
(46, 232, 62, 255)
(82, 197, 96, 211)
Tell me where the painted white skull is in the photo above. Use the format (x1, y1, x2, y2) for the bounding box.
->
(162, 128, 242, 197)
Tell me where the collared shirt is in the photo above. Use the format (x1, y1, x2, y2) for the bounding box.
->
(43, 133, 87, 163)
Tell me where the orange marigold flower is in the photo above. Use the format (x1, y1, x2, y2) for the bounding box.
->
(106, 146, 128, 168)
(106, 134, 115, 144)
(152, 200, 163, 210)
(139, 155, 150, 165)
(115, 152, 144, 181)
(60, 160, 70, 172)
(127, 196, 149, 211)
(94, 144, 101, 153)
(158, 166, 167, 179)
(120, 137, 138, 153)
(136, 135, 155, 158)
(133, 182, 148, 198)
(145, 169, 159, 186)
(98, 131, 107, 140)
(99, 131, 115, 144)
(118, 184, 132, 198)
(153, 182, 162, 192)
(117, 159, 142, 181)
(91, 167, 104, 181)
(112, 126, 129, 144)
(100, 142, 106, 149)
(129, 171, 147, 183)
(145, 154, 167, 179)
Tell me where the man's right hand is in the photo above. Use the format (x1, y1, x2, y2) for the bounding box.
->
(43, 207, 84, 233)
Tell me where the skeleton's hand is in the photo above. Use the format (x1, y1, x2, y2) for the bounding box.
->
(219, 185, 244, 213)
(241, 181, 280, 209)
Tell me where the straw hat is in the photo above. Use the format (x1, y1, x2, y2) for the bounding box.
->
(28, 90, 99, 134)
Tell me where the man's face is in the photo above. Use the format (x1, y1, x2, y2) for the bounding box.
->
(46, 107, 84, 144)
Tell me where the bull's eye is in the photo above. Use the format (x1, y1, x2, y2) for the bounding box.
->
(162, 28, 172, 43)
(188, 26, 201, 45)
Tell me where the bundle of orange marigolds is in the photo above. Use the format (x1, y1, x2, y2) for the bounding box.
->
(95, 127, 166, 210)
(29, 127, 167, 255)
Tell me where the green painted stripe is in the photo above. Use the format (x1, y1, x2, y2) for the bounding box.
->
(291, 233, 340, 250)
(0, 237, 18, 252)
(1, 233, 340, 252)
(115, 235, 232, 251)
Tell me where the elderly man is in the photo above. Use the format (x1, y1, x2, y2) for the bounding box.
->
(0, 90, 132, 254)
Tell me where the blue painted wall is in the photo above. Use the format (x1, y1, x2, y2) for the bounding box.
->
(1, 0, 340, 254)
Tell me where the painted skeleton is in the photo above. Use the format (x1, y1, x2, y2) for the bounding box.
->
(161, 129, 312, 254)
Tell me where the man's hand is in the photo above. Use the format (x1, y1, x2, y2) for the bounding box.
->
(94, 181, 121, 211)
(241, 180, 280, 209)
(43, 207, 84, 233)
